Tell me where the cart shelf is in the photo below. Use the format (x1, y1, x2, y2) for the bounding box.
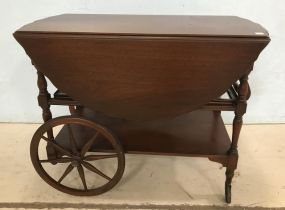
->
(55, 109, 231, 157)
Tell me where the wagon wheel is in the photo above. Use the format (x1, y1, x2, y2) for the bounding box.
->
(30, 116, 125, 196)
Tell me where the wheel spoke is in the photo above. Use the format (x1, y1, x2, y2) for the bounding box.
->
(40, 157, 73, 163)
(41, 136, 73, 157)
(67, 124, 78, 154)
(80, 132, 99, 158)
(58, 163, 74, 183)
(84, 154, 118, 161)
(82, 161, 111, 181)
(77, 164, 88, 191)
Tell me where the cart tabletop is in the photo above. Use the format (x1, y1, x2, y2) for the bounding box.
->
(14, 15, 270, 120)
(17, 14, 269, 38)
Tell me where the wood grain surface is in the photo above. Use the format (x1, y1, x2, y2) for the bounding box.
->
(17, 14, 269, 38)
(14, 15, 270, 120)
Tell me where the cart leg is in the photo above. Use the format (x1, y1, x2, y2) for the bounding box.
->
(37, 70, 57, 162)
(225, 74, 249, 203)
(225, 150, 238, 203)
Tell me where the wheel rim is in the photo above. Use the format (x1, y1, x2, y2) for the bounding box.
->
(30, 116, 125, 196)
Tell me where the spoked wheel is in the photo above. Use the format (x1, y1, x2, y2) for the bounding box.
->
(30, 116, 125, 196)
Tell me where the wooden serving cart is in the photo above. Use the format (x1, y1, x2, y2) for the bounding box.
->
(14, 14, 270, 203)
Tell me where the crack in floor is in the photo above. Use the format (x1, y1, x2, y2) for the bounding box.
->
(0, 202, 285, 210)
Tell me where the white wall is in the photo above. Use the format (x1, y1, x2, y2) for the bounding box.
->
(0, 0, 284, 123)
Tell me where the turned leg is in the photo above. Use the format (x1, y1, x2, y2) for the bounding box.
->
(225, 74, 249, 203)
(37, 71, 57, 160)
(37, 71, 52, 123)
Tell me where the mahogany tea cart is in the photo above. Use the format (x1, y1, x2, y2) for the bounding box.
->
(14, 14, 270, 203)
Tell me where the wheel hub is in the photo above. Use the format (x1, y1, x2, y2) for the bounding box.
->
(71, 156, 82, 167)
(71, 160, 80, 167)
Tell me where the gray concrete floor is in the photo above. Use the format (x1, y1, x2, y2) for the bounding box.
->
(0, 123, 285, 210)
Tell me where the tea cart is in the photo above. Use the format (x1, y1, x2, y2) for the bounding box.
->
(14, 14, 270, 203)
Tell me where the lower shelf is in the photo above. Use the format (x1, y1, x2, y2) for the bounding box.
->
(55, 109, 231, 157)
